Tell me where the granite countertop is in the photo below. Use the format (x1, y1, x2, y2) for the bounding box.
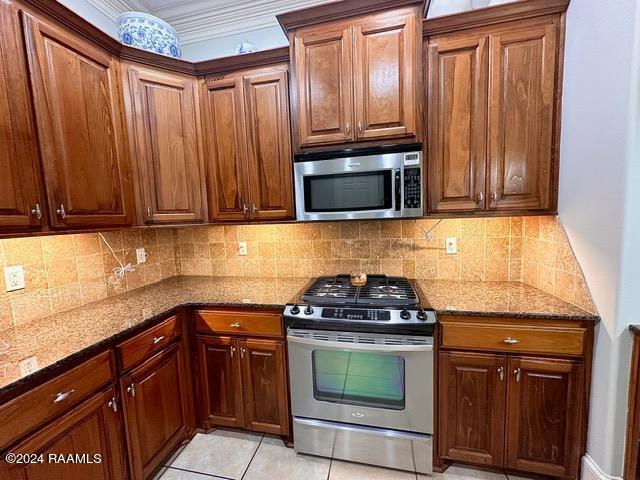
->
(0, 276, 598, 397)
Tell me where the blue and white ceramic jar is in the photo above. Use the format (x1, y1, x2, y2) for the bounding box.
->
(118, 12, 182, 59)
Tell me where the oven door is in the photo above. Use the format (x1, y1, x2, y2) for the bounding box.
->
(294, 154, 402, 221)
(287, 329, 433, 434)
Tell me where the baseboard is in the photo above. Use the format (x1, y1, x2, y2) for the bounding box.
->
(582, 454, 623, 480)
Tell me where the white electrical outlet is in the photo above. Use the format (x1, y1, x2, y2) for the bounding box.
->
(445, 237, 458, 255)
(136, 247, 148, 264)
(238, 241, 248, 256)
(19, 356, 38, 377)
(4, 265, 25, 292)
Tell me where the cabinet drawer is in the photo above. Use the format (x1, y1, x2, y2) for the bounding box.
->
(117, 315, 180, 371)
(195, 310, 283, 338)
(0, 350, 113, 449)
(440, 322, 586, 356)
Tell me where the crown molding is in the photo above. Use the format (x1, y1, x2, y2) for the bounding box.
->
(82, 0, 144, 21)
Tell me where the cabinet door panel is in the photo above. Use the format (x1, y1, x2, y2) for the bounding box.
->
(0, 388, 126, 480)
(0, 0, 43, 231)
(202, 78, 249, 221)
(427, 36, 487, 213)
(122, 345, 188, 480)
(354, 14, 417, 140)
(294, 27, 353, 146)
(239, 339, 289, 435)
(127, 67, 206, 224)
(438, 351, 506, 467)
(488, 21, 557, 210)
(22, 14, 133, 228)
(243, 71, 294, 220)
(197, 336, 244, 429)
(506, 356, 583, 477)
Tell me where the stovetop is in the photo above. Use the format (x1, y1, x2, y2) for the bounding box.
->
(301, 275, 419, 306)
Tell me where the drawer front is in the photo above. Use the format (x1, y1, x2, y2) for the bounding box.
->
(0, 350, 113, 449)
(441, 322, 586, 356)
(117, 315, 181, 371)
(195, 310, 283, 338)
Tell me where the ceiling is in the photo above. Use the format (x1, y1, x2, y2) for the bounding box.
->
(85, 0, 336, 45)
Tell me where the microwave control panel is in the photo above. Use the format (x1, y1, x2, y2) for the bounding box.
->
(404, 168, 421, 209)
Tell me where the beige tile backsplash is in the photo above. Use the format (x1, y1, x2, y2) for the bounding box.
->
(0, 215, 596, 331)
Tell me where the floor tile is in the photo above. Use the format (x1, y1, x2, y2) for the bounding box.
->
(160, 467, 224, 479)
(242, 436, 331, 480)
(419, 465, 507, 479)
(329, 459, 417, 480)
(169, 430, 262, 479)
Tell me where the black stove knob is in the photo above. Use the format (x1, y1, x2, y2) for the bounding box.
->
(400, 310, 411, 320)
(417, 309, 427, 321)
(290, 305, 300, 315)
(304, 305, 314, 315)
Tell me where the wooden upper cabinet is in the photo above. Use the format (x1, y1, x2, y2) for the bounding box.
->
(439, 351, 506, 467)
(506, 356, 583, 478)
(0, 0, 44, 231)
(487, 20, 557, 211)
(294, 27, 353, 147)
(202, 77, 250, 221)
(353, 13, 417, 140)
(427, 35, 487, 213)
(243, 71, 294, 220)
(125, 66, 206, 224)
(22, 13, 133, 228)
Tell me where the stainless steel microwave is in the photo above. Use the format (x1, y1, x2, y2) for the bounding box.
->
(294, 144, 424, 221)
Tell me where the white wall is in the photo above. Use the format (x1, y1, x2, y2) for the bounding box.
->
(558, 0, 640, 476)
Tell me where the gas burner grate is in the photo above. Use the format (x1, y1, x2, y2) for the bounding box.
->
(301, 275, 418, 306)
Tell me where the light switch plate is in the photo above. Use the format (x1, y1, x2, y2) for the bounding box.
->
(445, 237, 458, 255)
(4, 265, 25, 292)
(238, 241, 248, 256)
(19, 356, 38, 377)
(136, 247, 147, 264)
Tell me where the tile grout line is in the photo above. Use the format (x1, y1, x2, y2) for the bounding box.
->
(327, 458, 333, 480)
(239, 433, 265, 480)
(161, 464, 234, 479)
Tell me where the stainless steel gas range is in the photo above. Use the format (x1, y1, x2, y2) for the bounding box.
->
(284, 275, 436, 474)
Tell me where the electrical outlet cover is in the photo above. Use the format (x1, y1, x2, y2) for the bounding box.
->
(238, 241, 248, 256)
(19, 356, 39, 377)
(445, 237, 458, 255)
(4, 265, 25, 292)
(136, 247, 147, 264)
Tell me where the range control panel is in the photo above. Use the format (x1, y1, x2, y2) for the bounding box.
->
(320, 308, 391, 321)
(404, 167, 421, 209)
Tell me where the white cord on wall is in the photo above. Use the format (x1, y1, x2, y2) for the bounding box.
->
(414, 219, 442, 242)
(98, 233, 135, 278)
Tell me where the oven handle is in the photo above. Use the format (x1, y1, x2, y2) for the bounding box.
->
(293, 417, 431, 441)
(287, 335, 433, 352)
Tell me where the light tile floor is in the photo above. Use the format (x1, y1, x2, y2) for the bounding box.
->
(154, 429, 538, 480)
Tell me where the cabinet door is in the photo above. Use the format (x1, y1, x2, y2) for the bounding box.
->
(0, 388, 126, 480)
(294, 26, 353, 146)
(126, 67, 206, 224)
(196, 336, 244, 429)
(487, 20, 557, 211)
(0, 0, 44, 231)
(427, 35, 488, 213)
(438, 351, 506, 467)
(239, 339, 289, 435)
(122, 345, 188, 480)
(243, 70, 294, 220)
(353, 13, 417, 140)
(506, 356, 583, 478)
(22, 13, 133, 228)
(202, 77, 250, 221)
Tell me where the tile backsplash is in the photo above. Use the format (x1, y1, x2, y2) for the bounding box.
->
(0, 215, 596, 331)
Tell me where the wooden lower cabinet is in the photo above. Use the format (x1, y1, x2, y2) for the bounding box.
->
(121, 343, 190, 480)
(0, 387, 126, 480)
(197, 335, 289, 436)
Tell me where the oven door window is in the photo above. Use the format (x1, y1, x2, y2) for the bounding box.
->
(303, 171, 392, 212)
(312, 350, 405, 410)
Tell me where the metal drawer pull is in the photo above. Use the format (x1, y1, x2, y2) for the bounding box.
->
(230, 322, 241, 328)
(31, 203, 42, 220)
(56, 204, 66, 219)
(497, 367, 504, 381)
(153, 335, 165, 344)
(127, 383, 136, 397)
(514, 368, 521, 382)
(503, 337, 520, 345)
(108, 397, 118, 413)
(53, 389, 75, 404)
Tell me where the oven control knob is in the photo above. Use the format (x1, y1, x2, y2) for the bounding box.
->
(400, 310, 411, 320)
(304, 305, 314, 315)
(417, 309, 427, 321)
(290, 305, 300, 315)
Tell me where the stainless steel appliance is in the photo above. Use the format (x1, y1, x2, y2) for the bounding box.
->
(294, 144, 424, 221)
(285, 275, 436, 473)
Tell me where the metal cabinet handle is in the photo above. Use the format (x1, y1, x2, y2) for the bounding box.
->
(230, 322, 241, 328)
(503, 337, 520, 345)
(476, 192, 484, 204)
(127, 383, 136, 397)
(491, 192, 499, 202)
(31, 203, 42, 220)
(240, 348, 246, 359)
(346, 122, 351, 134)
(497, 367, 505, 381)
(243, 204, 248, 214)
(357, 121, 363, 134)
(251, 204, 258, 215)
(153, 335, 165, 344)
(108, 397, 118, 413)
(56, 204, 66, 219)
(146, 206, 152, 217)
(53, 389, 75, 404)
(231, 346, 236, 358)
(514, 368, 521, 382)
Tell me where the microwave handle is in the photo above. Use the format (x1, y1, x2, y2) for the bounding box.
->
(395, 168, 401, 211)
